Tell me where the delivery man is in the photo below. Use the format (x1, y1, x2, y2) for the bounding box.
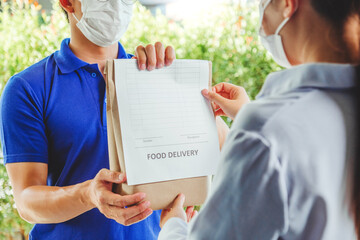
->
(0, 0, 176, 239)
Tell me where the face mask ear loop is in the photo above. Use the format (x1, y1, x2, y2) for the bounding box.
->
(72, 12, 81, 23)
(275, 17, 290, 35)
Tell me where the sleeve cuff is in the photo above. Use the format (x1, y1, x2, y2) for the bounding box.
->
(158, 217, 188, 240)
(3, 154, 48, 165)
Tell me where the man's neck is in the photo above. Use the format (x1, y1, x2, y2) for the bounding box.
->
(69, 28, 119, 76)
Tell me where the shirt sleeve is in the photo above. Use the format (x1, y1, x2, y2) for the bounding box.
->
(0, 76, 48, 164)
(159, 130, 288, 240)
(158, 218, 188, 240)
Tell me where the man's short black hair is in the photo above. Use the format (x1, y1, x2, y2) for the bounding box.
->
(61, 6, 69, 22)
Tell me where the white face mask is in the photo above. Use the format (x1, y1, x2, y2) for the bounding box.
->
(259, 0, 292, 68)
(73, 0, 134, 47)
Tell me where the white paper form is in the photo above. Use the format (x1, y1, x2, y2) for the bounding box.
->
(115, 59, 220, 185)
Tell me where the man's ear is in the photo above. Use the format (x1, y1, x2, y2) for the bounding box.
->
(59, 0, 74, 13)
(283, 0, 298, 18)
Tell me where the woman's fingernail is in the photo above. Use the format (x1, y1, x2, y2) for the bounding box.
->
(202, 89, 209, 97)
(141, 64, 146, 70)
(119, 173, 125, 180)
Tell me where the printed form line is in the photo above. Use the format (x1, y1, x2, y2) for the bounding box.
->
(135, 141, 209, 149)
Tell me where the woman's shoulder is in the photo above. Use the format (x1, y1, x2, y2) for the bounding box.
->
(231, 93, 301, 134)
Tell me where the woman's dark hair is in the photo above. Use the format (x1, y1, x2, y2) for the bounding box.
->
(311, 0, 359, 27)
(310, 0, 360, 237)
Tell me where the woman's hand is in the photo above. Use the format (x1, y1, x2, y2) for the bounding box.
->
(216, 116, 230, 150)
(87, 169, 153, 226)
(202, 82, 250, 120)
(134, 42, 176, 71)
(160, 194, 198, 228)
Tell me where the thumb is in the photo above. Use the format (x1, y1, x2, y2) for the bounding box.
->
(202, 89, 228, 110)
(98, 169, 127, 184)
(173, 193, 185, 209)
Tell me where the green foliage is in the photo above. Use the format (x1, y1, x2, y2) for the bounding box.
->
(0, 0, 69, 93)
(0, 0, 281, 238)
(122, 3, 282, 99)
(0, 164, 32, 239)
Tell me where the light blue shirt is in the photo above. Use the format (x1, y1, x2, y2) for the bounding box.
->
(159, 63, 357, 239)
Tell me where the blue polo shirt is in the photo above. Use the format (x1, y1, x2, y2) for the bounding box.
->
(0, 38, 161, 240)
